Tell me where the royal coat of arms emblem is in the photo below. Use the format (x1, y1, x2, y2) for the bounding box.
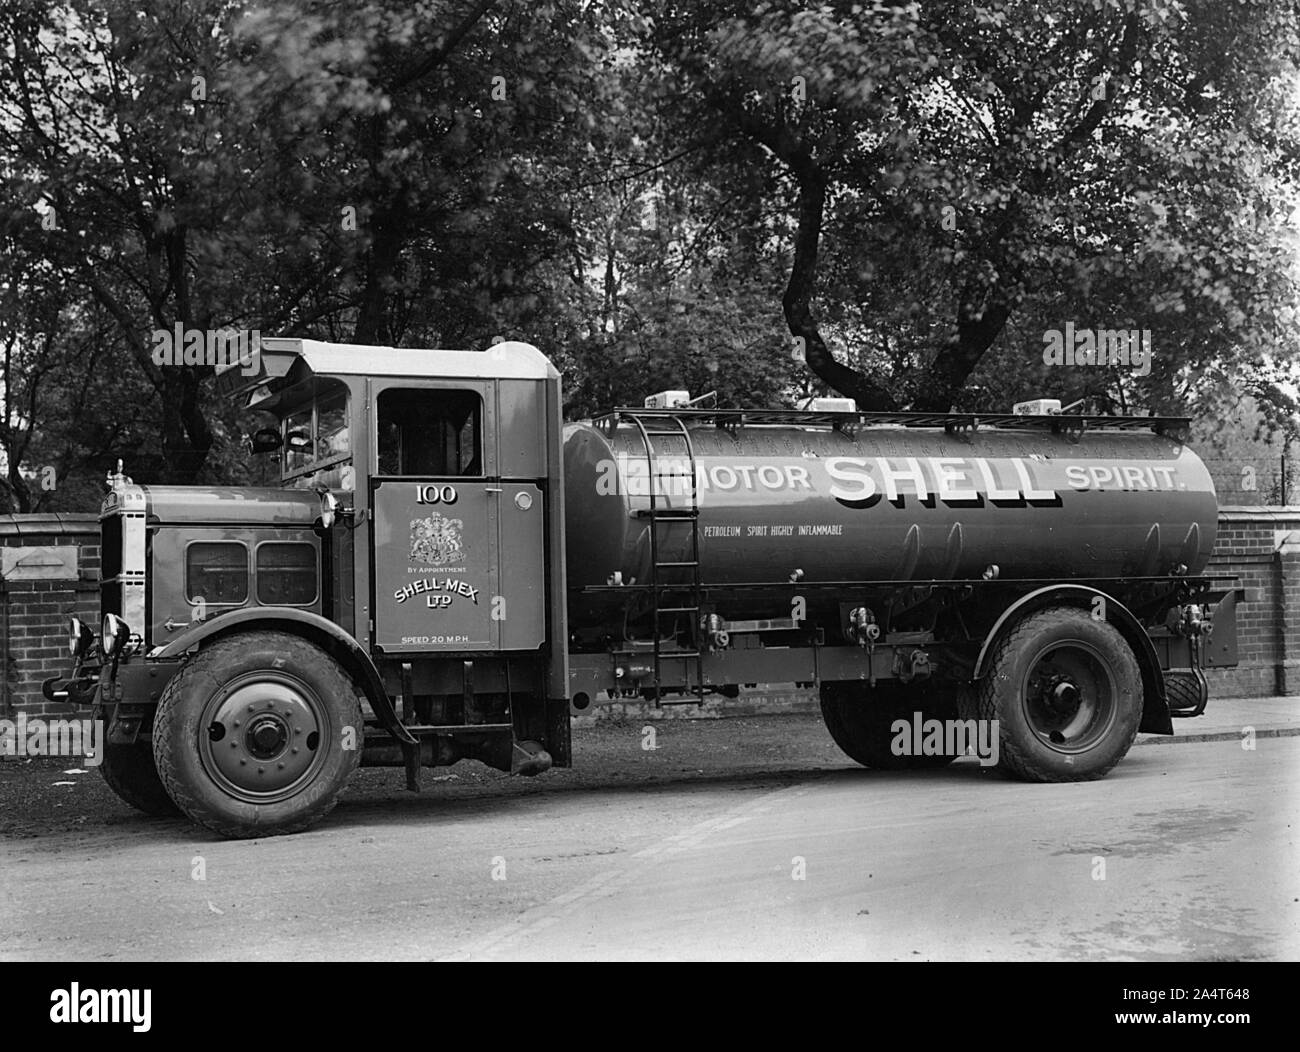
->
(410, 513, 465, 565)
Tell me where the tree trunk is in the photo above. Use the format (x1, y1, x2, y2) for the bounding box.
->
(783, 171, 898, 411)
(909, 278, 1017, 412)
(352, 199, 410, 346)
(0, 464, 32, 514)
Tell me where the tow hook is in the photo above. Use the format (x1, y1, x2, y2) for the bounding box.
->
(1166, 603, 1211, 718)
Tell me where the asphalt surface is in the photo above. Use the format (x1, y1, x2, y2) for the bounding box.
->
(2, 703, 1296, 961)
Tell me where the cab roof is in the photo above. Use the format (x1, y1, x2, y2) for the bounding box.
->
(215, 338, 557, 406)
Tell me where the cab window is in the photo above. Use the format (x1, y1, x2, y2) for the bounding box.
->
(256, 542, 317, 605)
(316, 391, 349, 460)
(186, 542, 249, 605)
(281, 383, 352, 485)
(284, 406, 313, 475)
(377, 389, 482, 476)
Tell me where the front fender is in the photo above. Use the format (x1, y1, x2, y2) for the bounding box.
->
(150, 607, 416, 746)
(973, 584, 1172, 736)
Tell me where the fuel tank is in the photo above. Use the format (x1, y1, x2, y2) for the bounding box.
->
(563, 418, 1218, 629)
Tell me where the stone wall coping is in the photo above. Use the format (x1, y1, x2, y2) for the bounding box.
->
(1218, 507, 1300, 521)
(0, 514, 100, 538)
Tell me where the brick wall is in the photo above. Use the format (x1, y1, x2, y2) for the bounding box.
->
(1206, 507, 1300, 698)
(0, 508, 1295, 723)
(0, 515, 100, 720)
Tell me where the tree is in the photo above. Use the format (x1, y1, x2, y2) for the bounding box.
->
(649, 0, 1300, 413)
(0, 0, 625, 489)
(0, 220, 151, 512)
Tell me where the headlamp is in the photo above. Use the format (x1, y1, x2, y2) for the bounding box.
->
(101, 613, 131, 657)
(68, 617, 95, 658)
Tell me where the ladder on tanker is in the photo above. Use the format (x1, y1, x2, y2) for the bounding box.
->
(626, 412, 706, 705)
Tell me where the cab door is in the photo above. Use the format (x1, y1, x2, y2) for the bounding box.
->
(368, 383, 545, 654)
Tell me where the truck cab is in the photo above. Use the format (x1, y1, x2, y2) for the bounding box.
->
(60, 339, 570, 837)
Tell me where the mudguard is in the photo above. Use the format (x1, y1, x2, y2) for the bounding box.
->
(150, 607, 417, 746)
(973, 584, 1172, 736)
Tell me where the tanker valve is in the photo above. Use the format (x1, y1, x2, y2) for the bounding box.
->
(700, 613, 731, 652)
(789, 568, 805, 583)
(982, 564, 1000, 581)
(846, 607, 879, 647)
(1168, 603, 1210, 638)
(896, 648, 931, 684)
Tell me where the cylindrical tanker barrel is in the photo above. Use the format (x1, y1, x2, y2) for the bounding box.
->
(563, 418, 1217, 632)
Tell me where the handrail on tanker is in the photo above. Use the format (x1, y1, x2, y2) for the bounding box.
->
(594, 407, 1192, 440)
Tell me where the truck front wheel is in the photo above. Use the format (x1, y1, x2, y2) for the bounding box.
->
(152, 631, 363, 838)
(978, 607, 1142, 782)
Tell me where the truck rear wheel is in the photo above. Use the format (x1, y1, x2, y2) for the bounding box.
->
(98, 739, 182, 817)
(153, 632, 363, 839)
(820, 681, 960, 770)
(978, 607, 1142, 782)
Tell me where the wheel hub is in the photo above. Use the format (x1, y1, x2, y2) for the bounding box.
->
(200, 678, 327, 801)
(1023, 645, 1116, 753)
(1045, 677, 1081, 714)
(247, 716, 289, 759)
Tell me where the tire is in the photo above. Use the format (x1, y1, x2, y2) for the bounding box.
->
(1165, 671, 1206, 717)
(153, 631, 364, 839)
(98, 739, 183, 817)
(820, 680, 961, 770)
(977, 607, 1142, 782)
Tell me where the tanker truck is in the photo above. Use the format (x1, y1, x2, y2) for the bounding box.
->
(43, 339, 1242, 838)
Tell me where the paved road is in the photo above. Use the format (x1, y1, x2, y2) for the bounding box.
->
(3, 736, 1297, 961)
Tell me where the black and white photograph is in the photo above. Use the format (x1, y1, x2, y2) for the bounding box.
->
(0, 0, 1296, 1005)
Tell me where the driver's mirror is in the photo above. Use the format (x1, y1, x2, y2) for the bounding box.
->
(249, 427, 282, 454)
